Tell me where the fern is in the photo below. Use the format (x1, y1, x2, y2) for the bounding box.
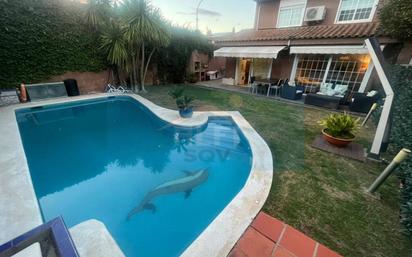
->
(319, 112, 360, 139)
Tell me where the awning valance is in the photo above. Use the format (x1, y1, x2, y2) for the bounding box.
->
(214, 46, 286, 59)
(289, 45, 384, 55)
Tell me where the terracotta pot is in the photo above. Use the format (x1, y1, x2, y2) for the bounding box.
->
(322, 129, 355, 148)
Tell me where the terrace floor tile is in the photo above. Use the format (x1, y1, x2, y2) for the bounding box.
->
(251, 212, 286, 243)
(234, 227, 275, 257)
(228, 212, 342, 257)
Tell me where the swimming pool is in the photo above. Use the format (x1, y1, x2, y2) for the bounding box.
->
(15, 96, 253, 257)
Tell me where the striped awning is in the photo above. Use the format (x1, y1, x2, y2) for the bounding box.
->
(214, 46, 286, 59)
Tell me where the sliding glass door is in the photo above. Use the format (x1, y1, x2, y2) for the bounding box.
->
(293, 54, 371, 95)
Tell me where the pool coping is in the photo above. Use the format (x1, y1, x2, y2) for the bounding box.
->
(0, 93, 273, 257)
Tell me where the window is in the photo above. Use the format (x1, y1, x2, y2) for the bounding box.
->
(277, 0, 306, 28)
(337, 0, 377, 23)
(325, 55, 370, 94)
(252, 58, 272, 79)
(295, 54, 371, 95)
(295, 55, 329, 90)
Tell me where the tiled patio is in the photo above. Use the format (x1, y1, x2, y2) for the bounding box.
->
(229, 212, 342, 257)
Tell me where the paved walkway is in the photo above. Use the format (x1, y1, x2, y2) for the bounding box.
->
(229, 212, 342, 257)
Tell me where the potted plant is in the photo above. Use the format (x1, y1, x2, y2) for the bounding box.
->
(169, 87, 195, 118)
(319, 112, 360, 147)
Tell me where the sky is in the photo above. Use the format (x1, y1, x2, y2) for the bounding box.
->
(150, 0, 256, 34)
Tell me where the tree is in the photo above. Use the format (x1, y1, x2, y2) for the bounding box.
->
(86, 0, 171, 92)
(84, 0, 112, 31)
(122, 0, 171, 92)
(100, 20, 128, 85)
(380, 0, 412, 41)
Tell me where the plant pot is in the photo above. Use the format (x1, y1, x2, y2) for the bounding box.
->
(179, 107, 193, 118)
(322, 129, 355, 148)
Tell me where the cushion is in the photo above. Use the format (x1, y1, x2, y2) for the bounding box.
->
(367, 90, 378, 97)
(319, 83, 333, 94)
(334, 84, 348, 96)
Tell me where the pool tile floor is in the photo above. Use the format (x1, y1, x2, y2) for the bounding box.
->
(229, 212, 343, 257)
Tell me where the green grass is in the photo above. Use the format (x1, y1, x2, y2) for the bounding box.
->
(142, 84, 412, 257)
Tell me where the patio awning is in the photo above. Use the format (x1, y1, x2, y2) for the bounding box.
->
(214, 46, 286, 59)
(289, 45, 384, 55)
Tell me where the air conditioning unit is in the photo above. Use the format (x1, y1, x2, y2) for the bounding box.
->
(304, 6, 326, 22)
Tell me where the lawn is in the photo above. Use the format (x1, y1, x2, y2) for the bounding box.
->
(143, 84, 412, 257)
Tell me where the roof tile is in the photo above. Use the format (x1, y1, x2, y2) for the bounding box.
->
(217, 22, 381, 42)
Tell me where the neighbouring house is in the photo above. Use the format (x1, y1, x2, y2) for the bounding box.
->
(214, 0, 412, 96)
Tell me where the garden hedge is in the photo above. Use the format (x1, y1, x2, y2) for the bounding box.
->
(387, 65, 412, 236)
(380, 0, 412, 41)
(0, 0, 106, 89)
(155, 27, 213, 84)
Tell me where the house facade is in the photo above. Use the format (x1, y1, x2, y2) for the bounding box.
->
(214, 0, 411, 95)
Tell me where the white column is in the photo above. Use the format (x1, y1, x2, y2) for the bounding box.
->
(365, 39, 394, 156)
(249, 59, 254, 83)
(289, 55, 299, 84)
(267, 58, 273, 79)
(359, 62, 374, 93)
(322, 56, 333, 84)
(234, 58, 240, 85)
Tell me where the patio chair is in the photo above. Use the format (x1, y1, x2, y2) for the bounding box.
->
(267, 79, 283, 97)
(105, 84, 131, 93)
(280, 82, 304, 100)
(247, 76, 258, 94)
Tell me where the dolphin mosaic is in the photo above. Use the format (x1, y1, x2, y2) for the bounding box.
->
(127, 168, 209, 220)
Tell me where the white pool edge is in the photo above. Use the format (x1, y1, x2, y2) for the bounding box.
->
(0, 93, 273, 257)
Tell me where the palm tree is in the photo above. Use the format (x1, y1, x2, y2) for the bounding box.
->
(100, 20, 128, 85)
(122, 0, 171, 92)
(84, 0, 112, 31)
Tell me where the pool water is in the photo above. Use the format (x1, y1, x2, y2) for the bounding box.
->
(16, 96, 252, 257)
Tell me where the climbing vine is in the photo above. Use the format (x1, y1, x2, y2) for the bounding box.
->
(155, 26, 213, 84)
(0, 0, 106, 89)
(386, 65, 412, 236)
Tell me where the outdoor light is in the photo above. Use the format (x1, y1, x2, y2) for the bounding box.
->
(361, 102, 378, 127)
(367, 148, 411, 194)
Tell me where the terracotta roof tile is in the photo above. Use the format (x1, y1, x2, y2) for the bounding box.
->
(217, 22, 382, 42)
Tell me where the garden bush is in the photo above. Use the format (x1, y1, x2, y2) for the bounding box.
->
(387, 65, 412, 236)
(380, 0, 412, 41)
(155, 27, 213, 84)
(0, 0, 106, 89)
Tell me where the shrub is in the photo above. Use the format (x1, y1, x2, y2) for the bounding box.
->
(169, 86, 194, 110)
(319, 113, 360, 139)
(386, 65, 412, 236)
(156, 27, 213, 84)
(0, 0, 106, 89)
(380, 0, 412, 41)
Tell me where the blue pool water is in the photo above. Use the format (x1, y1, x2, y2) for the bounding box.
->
(16, 96, 252, 257)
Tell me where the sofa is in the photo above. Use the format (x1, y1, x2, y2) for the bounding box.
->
(349, 91, 380, 113)
(304, 82, 349, 109)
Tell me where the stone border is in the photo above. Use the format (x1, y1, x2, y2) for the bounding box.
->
(0, 93, 273, 257)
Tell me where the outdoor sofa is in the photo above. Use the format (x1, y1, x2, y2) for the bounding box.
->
(304, 82, 348, 109)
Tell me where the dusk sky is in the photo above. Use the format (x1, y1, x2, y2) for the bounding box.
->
(151, 0, 256, 34)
